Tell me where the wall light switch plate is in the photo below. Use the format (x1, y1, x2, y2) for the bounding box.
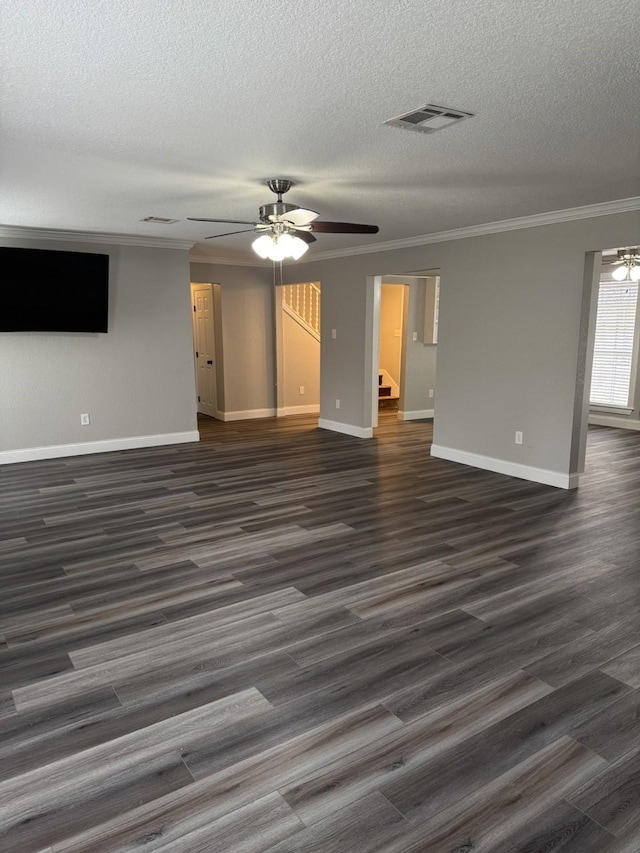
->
(428, 389, 434, 398)
(331, 329, 337, 339)
(336, 399, 341, 409)
(515, 431, 523, 445)
(412, 331, 418, 341)
(81, 413, 90, 426)
(299, 385, 305, 395)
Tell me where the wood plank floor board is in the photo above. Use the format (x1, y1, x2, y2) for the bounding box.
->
(0, 611, 169, 674)
(69, 587, 307, 669)
(381, 621, 600, 726)
(286, 607, 484, 668)
(279, 669, 552, 826)
(49, 703, 402, 853)
(380, 670, 630, 824)
(2, 413, 640, 849)
(254, 623, 455, 708)
(432, 609, 595, 668)
(572, 687, 640, 762)
(600, 642, 640, 687)
(524, 620, 640, 687)
(489, 798, 615, 852)
(567, 743, 640, 839)
(2, 660, 297, 782)
(262, 792, 409, 853)
(0, 750, 194, 853)
(0, 647, 75, 691)
(132, 792, 304, 853)
(112, 647, 302, 709)
(180, 686, 407, 782)
(368, 736, 607, 853)
(0, 563, 142, 616)
(12, 613, 282, 710)
(0, 688, 122, 779)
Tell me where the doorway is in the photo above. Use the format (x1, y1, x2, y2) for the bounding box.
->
(370, 273, 440, 429)
(275, 281, 321, 418)
(190, 282, 218, 419)
(377, 283, 405, 412)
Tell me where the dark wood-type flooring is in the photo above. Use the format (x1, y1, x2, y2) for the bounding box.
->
(2, 412, 640, 852)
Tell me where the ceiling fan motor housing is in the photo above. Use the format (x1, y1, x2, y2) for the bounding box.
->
(259, 201, 297, 222)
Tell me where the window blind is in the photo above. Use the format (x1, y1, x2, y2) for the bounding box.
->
(590, 280, 639, 407)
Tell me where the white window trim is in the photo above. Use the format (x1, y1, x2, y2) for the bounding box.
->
(590, 403, 634, 415)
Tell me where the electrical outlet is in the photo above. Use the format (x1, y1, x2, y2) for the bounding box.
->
(331, 328, 337, 339)
(335, 399, 341, 409)
(515, 430, 523, 445)
(428, 389, 434, 399)
(299, 385, 305, 395)
(80, 413, 90, 426)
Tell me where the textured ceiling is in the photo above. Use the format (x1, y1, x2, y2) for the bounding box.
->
(1, 0, 639, 261)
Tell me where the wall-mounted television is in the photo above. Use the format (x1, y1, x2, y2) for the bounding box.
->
(0, 247, 109, 333)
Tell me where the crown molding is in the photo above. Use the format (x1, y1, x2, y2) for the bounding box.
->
(189, 252, 269, 268)
(300, 196, 640, 263)
(0, 225, 195, 251)
(2, 196, 637, 263)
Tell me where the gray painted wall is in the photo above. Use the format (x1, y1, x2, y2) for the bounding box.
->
(190, 262, 274, 414)
(383, 277, 437, 415)
(1, 239, 197, 453)
(286, 210, 640, 477)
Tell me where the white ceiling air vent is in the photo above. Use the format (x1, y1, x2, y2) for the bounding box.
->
(384, 104, 474, 134)
(140, 216, 180, 224)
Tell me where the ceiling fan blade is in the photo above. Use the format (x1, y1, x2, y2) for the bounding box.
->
(204, 229, 256, 239)
(278, 207, 319, 227)
(294, 231, 317, 245)
(188, 217, 258, 226)
(309, 221, 379, 234)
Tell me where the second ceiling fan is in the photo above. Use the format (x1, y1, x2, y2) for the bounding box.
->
(188, 178, 379, 260)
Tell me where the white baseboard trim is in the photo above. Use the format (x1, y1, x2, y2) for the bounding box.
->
(0, 431, 200, 466)
(318, 418, 373, 439)
(430, 443, 579, 490)
(220, 408, 276, 422)
(589, 414, 640, 431)
(277, 405, 320, 416)
(398, 409, 434, 421)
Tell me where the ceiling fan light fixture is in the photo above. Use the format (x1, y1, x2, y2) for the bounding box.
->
(284, 233, 310, 260)
(610, 249, 640, 281)
(612, 264, 630, 281)
(252, 234, 275, 259)
(252, 232, 309, 262)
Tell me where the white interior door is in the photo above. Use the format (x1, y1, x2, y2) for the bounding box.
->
(191, 283, 217, 417)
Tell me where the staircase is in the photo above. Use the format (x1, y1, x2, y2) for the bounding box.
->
(283, 282, 320, 340)
(378, 369, 399, 408)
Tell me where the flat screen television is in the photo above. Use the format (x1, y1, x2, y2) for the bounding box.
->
(0, 247, 109, 332)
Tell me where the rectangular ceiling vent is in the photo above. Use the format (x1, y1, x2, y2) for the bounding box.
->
(140, 216, 180, 224)
(384, 103, 474, 134)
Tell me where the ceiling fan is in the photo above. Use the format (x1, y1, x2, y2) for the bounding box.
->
(188, 178, 379, 261)
(609, 248, 640, 281)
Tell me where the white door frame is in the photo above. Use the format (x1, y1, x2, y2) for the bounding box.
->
(190, 281, 218, 418)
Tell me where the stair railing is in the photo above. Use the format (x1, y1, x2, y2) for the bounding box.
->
(283, 282, 321, 338)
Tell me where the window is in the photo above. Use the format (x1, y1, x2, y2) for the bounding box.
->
(590, 280, 639, 409)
